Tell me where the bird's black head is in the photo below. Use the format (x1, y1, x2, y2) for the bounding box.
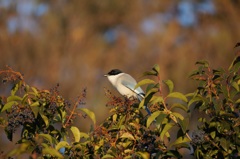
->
(106, 69, 123, 76)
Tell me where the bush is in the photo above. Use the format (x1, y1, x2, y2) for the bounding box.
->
(0, 55, 239, 158)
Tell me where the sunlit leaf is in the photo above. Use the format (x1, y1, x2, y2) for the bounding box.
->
(166, 92, 188, 103)
(39, 134, 53, 145)
(172, 112, 184, 120)
(102, 154, 115, 159)
(160, 123, 174, 141)
(231, 81, 239, 91)
(178, 117, 189, 133)
(163, 80, 174, 93)
(71, 126, 81, 142)
(7, 95, 22, 102)
(30, 101, 40, 107)
(40, 113, 49, 127)
(1, 101, 18, 112)
(152, 64, 160, 74)
(120, 132, 135, 140)
(150, 96, 163, 105)
(137, 152, 150, 159)
(11, 84, 19, 96)
(79, 108, 96, 125)
(146, 111, 161, 128)
(169, 136, 191, 147)
(195, 60, 209, 67)
(42, 147, 63, 158)
(170, 103, 188, 112)
(143, 70, 158, 76)
(55, 141, 69, 151)
(210, 131, 216, 139)
(31, 87, 38, 95)
(135, 79, 155, 90)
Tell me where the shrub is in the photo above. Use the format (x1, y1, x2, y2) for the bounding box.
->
(0, 55, 239, 158)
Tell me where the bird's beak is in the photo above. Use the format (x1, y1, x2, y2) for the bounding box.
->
(104, 74, 108, 77)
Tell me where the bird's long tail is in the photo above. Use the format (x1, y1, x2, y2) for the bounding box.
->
(137, 93, 151, 115)
(144, 106, 151, 115)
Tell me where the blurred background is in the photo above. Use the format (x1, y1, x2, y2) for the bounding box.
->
(0, 0, 239, 154)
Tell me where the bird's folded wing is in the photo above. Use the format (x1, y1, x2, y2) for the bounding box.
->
(122, 81, 145, 99)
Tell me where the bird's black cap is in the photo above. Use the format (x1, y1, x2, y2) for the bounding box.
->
(105, 69, 123, 76)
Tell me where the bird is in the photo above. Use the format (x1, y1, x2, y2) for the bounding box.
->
(104, 69, 151, 115)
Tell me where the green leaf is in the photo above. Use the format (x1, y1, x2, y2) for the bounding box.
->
(137, 152, 150, 159)
(143, 70, 158, 76)
(210, 131, 216, 139)
(147, 111, 161, 128)
(220, 138, 229, 152)
(160, 123, 174, 141)
(145, 87, 159, 97)
(152, 64, 160, 74)
(188, 96, 205, 107)
(170, 103, 188, 112)
(39, 134, 53, 145)
(79, 108, 96, 125)
(120, 132, 135, 140)
(79, 132, 89, 139)
(178, 117, 189, 133)
(7, 95, 22, 102)
(11, 84, 19, 96)
(55, 141, 69, 151)
(30, 105, 39, 118)
(167, 92, 188, 103)
(163, 80, 174, 93)
(71, 126, 80, 142)
(172, 112, 184, 120)
(30, 101, 40, 107)
(42, 147, 63, 158)
(40, 113, 49, 127)
(231, 81, 239, 91)
(169, 136, 191, 147)
(102, 154, 115, 159)
(196, 60, 209, 67)
(1, 101, 18, 112)
(134, 79, 155, 90)
(156, 113, 168, 125)
(31, 87, 38, 95)
(149, 96, 163, 105)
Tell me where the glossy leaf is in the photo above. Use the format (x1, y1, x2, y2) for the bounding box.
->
(71, 126, 80, 142)
(135, 79, 155, 90)
(39, 134, 53, 145)
(137, 152, 150, 159)
(79, 108, 96, 125)
(120, 132, 135, 140)
(40, 113, 49, 127)
(166, 92, 188, 103)
(147, 111, 161, 128)
(160, 123, 174, 141)
(163, 80, 174, 93)
(55, 141, 69, 151)
(11, 84, 19, 96)
(7, 95, 22, 102)
(1, 101, 18, 112)
(195, 60, 209, 67)
(42, 147, 63, 158)
(152, 64, 160, 74)
(170, 103, 188, 112)
(169, 136, 191, 147)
